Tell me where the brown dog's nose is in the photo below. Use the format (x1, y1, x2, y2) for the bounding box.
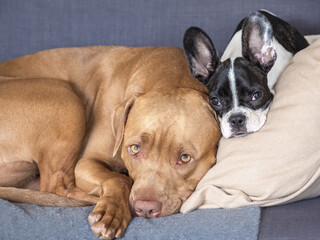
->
(133, 200, 161, 218)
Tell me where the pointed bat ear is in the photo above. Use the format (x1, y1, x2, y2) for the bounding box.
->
(183, 27, 220, 85)
(242, 11, 277, 73)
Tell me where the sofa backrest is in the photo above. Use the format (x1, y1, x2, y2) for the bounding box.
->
(1, 0, 319, 62)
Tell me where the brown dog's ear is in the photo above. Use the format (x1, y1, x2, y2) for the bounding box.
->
(112, 96, 138, 158)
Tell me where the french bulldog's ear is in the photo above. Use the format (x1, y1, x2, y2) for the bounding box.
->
(183, 27, 220, 85)
(242, 11, 277, 73)
(112, 95, 139, 158)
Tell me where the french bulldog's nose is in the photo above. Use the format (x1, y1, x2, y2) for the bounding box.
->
(133, 200, 162, 218)
(229, 114, 246, 128)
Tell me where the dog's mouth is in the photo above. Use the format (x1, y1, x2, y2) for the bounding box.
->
(230, 125, 249, 138)
(232, 131, 249, 137)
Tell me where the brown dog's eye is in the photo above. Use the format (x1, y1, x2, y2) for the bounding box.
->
(180, 154, 191, 164)
(129, 145, 140, 155)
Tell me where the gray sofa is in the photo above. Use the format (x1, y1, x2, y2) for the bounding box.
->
(1, 1, 320, 239)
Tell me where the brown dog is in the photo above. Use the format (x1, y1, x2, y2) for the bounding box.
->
(0, 47, 220, 239)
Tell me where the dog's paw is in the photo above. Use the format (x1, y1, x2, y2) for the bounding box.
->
(88, 197, 131, 240)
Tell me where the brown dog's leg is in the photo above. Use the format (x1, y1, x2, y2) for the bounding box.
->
(0, 162, 38, 188)
(38, 152, 99, 204)
(75, 158, 133, 240)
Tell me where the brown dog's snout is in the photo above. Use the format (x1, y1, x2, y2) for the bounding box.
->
(133, 200, 162, 218)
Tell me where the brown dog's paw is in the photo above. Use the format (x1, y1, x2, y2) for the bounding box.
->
(88, 197, 131, 240)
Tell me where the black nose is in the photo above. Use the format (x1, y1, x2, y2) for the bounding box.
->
(229, 114, 246, 128)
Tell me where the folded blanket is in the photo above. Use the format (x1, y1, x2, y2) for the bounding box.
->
(0, 199, 260, 240)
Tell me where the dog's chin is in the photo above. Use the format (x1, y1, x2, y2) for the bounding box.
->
(221, 127, 249, 138)
(223, 128, 258, 138)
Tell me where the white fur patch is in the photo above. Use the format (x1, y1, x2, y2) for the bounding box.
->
(259, 42, 276, 63)
(261, 18, 272, 44)
(267, 39, 292, 89)
(219, 105, 270, 138)
(228, 58, 238, 108)
(221, 31, 242, 61)
(222, 29, 292, 90)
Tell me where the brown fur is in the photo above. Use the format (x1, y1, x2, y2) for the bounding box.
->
(0, 47, 220, 239)
(0, 77, 98, 203)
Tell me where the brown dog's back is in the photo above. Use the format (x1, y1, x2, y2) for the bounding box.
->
(0, 78, 85, 161)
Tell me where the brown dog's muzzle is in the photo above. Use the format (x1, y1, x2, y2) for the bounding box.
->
(132, 200, 162, 218)
(128, 178, 187, 219)
(129, 183, 167, 218)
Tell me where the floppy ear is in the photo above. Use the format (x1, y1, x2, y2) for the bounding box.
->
(112, 96, 138, 157)
(242, 11, 277, 73)
(183, 26, 220, 85)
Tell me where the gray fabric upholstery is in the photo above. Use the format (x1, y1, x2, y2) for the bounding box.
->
(259, 196, 320, 240)
(0, 199, 260, 240)
(0, 0, 319, 62)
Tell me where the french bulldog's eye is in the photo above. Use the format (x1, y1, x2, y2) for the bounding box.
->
(129, 145, 140, 155)
(210, 97, 222, 106)
(180, 154, 191, 164)
(251, 91, 262, 101)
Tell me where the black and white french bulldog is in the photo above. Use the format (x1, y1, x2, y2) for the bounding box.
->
(183, 10, 309, 138)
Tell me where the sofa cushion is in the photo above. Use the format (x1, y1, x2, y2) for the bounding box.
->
(0, 199, 260, 240)
(259, 196, 320, 240)
(181, 39, 320, 212)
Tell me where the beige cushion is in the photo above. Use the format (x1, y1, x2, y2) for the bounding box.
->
(181, 39, 320, 212)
